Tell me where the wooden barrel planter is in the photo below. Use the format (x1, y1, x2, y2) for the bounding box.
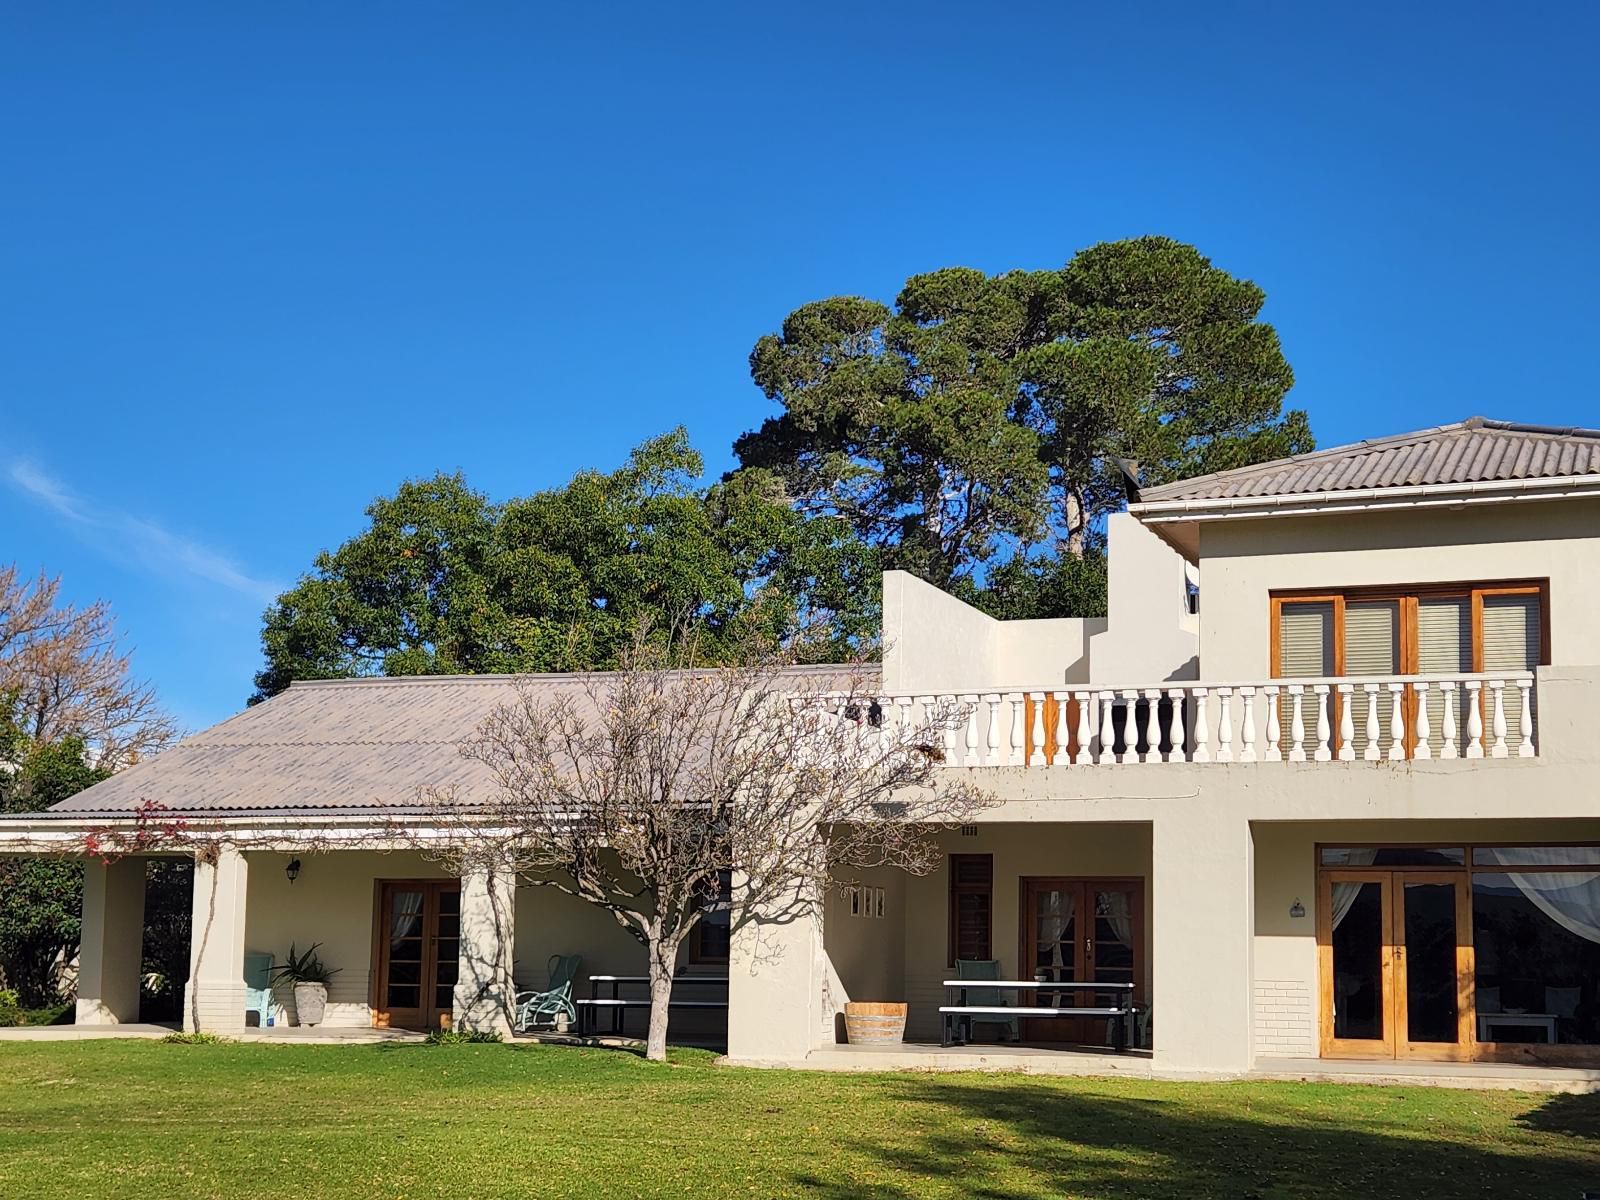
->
(844, 1002, 908, 1045)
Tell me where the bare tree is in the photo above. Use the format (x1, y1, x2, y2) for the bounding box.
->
(411, 620, 997, 1061)
(0, 567, 178, 769)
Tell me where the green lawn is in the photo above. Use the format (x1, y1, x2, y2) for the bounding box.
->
(0, 1042, 1595, 1199)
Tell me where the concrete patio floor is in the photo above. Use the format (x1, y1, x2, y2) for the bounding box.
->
(1252, 1055, 1600, 1094)
(0, 1023, 427, 1044)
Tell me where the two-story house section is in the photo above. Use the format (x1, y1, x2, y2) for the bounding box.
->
(5, 417, 1599, 1084)
(733, 417, 1600, 1077)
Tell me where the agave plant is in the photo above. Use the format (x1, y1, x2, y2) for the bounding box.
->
(270, 942, 340, 986)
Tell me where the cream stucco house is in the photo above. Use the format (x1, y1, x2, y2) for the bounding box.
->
(4, 417, 1600, 1081)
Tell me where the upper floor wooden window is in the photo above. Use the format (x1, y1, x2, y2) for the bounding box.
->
(1271, 581, 1547, 755)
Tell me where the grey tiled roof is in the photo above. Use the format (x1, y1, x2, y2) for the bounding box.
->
(1135, 418, 1600, 505)
(49, 665, 865, 816)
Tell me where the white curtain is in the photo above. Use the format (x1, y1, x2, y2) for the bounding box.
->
(1504, 871, 1600, 944)
(390, 890, 424, 948)
(1330, 849, 1378, 930)
(1036, 891, 1075, 971)
(1099, 890, 1134, 948)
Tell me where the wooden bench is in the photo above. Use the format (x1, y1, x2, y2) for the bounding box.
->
(579, 975, 729, 1036)
(941, 979, 1138, 1051)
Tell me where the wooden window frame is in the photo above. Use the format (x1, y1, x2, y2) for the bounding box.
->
(948, 853, 993, 966)
(690, 868, 733, 965)
(1271, 580, 1549, 756)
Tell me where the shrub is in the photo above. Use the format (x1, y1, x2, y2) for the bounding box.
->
(425, 1028, 503, 1045)
(0, 988, 22, 1027)
(162, 1031, 233, 1045)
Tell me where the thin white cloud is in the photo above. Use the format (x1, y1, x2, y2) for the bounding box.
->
(8, 459, 283, 605)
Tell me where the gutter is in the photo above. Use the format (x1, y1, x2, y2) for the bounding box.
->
(1130, 474, 1600, 524)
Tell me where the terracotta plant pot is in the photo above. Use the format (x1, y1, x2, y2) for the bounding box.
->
(293, 982, 328, 1027)
(844, 1002, 907, 1045)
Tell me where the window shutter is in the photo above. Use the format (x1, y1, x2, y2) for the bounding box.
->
(949, 854, 993, 963)
(1278, 602, 1334, 677)
(1482, 594, 1540, 744)
(1417, 597, 1472, 754)
(1344, 600, 1400, 755)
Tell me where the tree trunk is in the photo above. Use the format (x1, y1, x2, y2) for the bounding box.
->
(1062, 488, 1086, 559)
(644, 931, 677, 1063)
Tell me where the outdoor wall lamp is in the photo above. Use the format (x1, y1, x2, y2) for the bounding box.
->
(1289, 898, 1306, 918)
(286, 858, 302, 884)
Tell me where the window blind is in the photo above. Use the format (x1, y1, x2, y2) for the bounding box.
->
(1482, 594, 1540, 743)
(1418, 597, 1472, 753)
(1345, 600, 1400, 755)
(1279, 601, 1334, 676)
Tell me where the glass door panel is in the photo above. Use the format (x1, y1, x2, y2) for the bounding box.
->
(1322, 871, 1393, 1056)
(1395, 873, 1471, 1060)
(376, 881, 462, 1031)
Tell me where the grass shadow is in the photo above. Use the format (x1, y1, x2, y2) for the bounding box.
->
(1520, 1090, 1600, 1141)
(789, 1077, 1600, 1200)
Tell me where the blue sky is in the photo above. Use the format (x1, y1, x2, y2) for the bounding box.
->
(3, 2, 1596, 733)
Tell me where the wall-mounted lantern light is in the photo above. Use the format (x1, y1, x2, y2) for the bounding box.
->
(1289, 898, 1306, 919)
(285, 858, 302, 884)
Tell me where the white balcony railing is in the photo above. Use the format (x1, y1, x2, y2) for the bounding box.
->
(851, 672, 1537, 767)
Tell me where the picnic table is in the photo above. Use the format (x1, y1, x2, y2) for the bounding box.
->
(941, 978, 1138, 1051)
(576, 974, 729, 1036)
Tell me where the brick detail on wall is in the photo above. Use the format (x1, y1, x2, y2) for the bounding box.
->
(1253, 979, 1316, 1058)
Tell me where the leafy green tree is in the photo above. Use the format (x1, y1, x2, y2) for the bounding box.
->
(254, 430, 875, 701)
(0, 732, 106, 1008)
(735, 236, 1310, 607)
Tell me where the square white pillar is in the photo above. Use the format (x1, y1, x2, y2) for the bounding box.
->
(76, 857, 147, 1024)
(726, 875, 827, 1063)
(454, 862, 516, 1036)
(183, 845, 249, 1034)
(1150, 812, 1255, 1075)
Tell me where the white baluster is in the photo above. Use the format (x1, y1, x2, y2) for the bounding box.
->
(1238, 686, 1257, 763)
(1007, 692, 1026, 766)
(1215, 687, 1234, 763)
(1098, 691, 1117, 765)
(1363, 684, 1381, 762)
(1120, 690, 1145, 764)
(1465, 681, 1484, 758)
(933, 696, 957, 764)
(1313, 685, 1332, 761)
(983, 693, 1002, 765)
(1438, 682, 1458, 759)
(1288, 686, 1306, 762)
(1489, 681, 1508, 759)
(1028, 693, 1046, 766)
(960, 694, 980, 766)
(1137, 689, 1159, 763)
(1517, 679, 1535, 757)
(1167, 688, 1186, 762)
(1191, 688, 1211, 763)
(1412, 682, 1431, 760)
(1387, 684, 1405, 761)
(1336, 683, 1355, 761)
(895, 695, 914, 740)
(1263, 685, 1282, 762)
(1073, 692, 1093, 765)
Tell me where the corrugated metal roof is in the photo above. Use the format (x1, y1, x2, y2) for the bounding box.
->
(1135, 418, 1600, 504)
(50, 665, 869, 815)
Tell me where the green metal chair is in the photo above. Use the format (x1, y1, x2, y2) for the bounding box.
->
(514, 954, 582, 1033)
(243, 952, 274, 1028)
(954, 958, 1019, 1044)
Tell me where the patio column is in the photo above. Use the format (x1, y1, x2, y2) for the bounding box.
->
(726, 872, 827, 1063)
(1150, 811, 1254, 1074)
(75, 857, 147, 1024)
(454, 859, 515, 1036)
(184, 844, 249, 1034)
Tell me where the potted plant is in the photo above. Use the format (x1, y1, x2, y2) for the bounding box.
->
(272, 943, 340, 1027)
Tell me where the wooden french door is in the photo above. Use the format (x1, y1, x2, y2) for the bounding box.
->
(373, 880, 461, 1031)
(1019, 877, 1143, 1043)
(1319, 870, 1473, 1060)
